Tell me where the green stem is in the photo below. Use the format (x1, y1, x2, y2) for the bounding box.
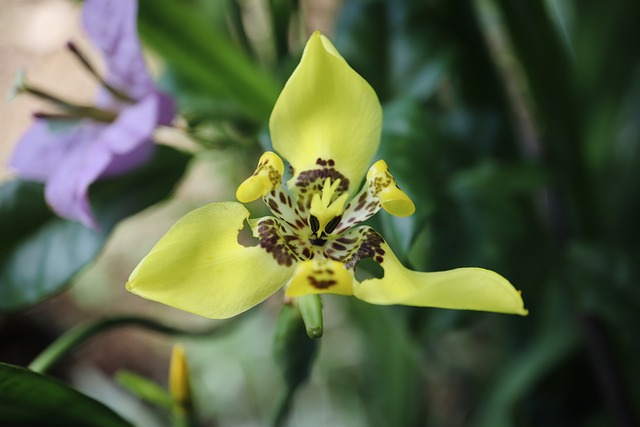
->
(29, 315, 236, 374)
(66, 41, 134, 103)
(272, 387, 295, 427)
(22, 85, 117, 123)
(172, 405, 199, 427)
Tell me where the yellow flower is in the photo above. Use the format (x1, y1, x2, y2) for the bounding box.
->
(126, 32, 528, 319)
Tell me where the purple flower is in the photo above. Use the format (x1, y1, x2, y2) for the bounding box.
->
(9, 0, 174, 228)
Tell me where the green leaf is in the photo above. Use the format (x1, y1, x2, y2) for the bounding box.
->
(0, 362, 134, 427)
(272, 303, 318, 425)
(0, 145, 190, 311)
(116, 370, 172, 409)
(347, 301, 420, 427)
(273, 304, 318, 391)
(449, 161, 548, 198)
(473, 284, 580, 427)
(137, 0, 280, 121)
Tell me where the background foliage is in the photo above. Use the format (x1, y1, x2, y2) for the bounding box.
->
(1, 0, 639, 426)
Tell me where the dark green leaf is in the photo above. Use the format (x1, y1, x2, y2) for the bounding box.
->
(137, 0, 280, 121)
(347, 301, 421, 427)
(0, 145, 190, 311)
(0, 362, 134, 427)
(273, 303, 318, 391)
(449, 161, 548, 198)
(272, 303, 318, 425)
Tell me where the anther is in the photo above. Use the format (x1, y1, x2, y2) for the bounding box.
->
(236, 152, 285, 203)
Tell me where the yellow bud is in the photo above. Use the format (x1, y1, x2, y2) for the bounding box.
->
(169, 344, 192, 408)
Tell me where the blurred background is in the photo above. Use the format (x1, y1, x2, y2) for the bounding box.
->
(1, 0, 640, 426)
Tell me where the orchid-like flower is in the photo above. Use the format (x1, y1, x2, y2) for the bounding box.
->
(127, 32, 527, 319)
(9, 0, 174, 227)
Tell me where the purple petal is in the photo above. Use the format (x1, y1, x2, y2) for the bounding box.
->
(97, 94, 158, 156)
(102, 141, 155, 177)
(43, 94, 161, 226)
(99, 95, 159, 176)
(156, 91, 176, 126)
(9, 120, 105, 182)
(44, 141, 112, 228)
(82, 0, 153, 99)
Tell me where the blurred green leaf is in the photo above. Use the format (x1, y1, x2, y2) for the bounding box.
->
(0, 362, 133, 427)
(379, 213, 415, 261)
(273, 303, 317, 391)
(273, 303, 318, 425)
(137, 0, 280, 121)
(494, 0, 598, 239)
(348, 301, 420, 427)
(0, 146, 190, 311)
(449, 161, 547, 198)
(116, 370, 172, 409)
(269, 0, 297, 62)
(474, 285, 580, 427)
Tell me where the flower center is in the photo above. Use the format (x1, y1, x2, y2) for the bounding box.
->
(237, 152, 415, 267)
(308, 178, 349, 246)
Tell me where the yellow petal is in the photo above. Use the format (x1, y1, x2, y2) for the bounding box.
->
(236, 151, 284, 203)
(127, 202, 294, 319)
(270, 31, 382, 195)
(286, 258, 354, 297)
(354, 242, 528, 315)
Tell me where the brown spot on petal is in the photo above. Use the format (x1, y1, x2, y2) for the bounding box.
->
(256, 219, 298, 267)
(308, 276, 337, 289)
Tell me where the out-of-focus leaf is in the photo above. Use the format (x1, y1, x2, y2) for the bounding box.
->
(378, 98, 437, 209)
(273, 304, 317, 391)
(473, 285, 580, 427)
(334, 0, 391, 100)
(270, 0, 297, 62)
(348, 300, 420, 427)
(0, 363, 134, 427)
(335, 0, 450, 102)
(116, 370, 172, 409)
(449, 161, 547, 198)
(379, 214, 415, 261)
(0, 145, 190, 311)
(273, 303, 318, 425)
(137, 0, 280, 121)
(494, 0, 598, 238)
(158, 70, 247, 121)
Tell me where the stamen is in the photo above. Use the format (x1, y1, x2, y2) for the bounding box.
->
(67, 41, 134, 103)
(236, 152, 285, 203)
(18, 80, 117, 123)
(309, 178, 349, 235)
(366, 160, 415, 217)
(324, 215, 342, 234)
(33, 112, 81, 121)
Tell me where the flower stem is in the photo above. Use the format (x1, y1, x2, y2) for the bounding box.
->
(20, 84, 117, 123)
(28, 315, 235, 374)
(66, 41, 135, 103)
(272, 388, 295, 427)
